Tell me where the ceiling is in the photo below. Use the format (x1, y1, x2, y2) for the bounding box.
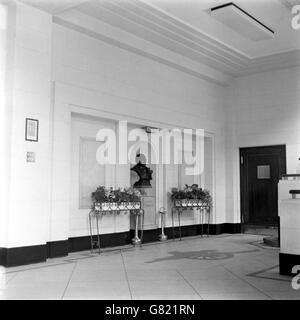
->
(20, 0, 300, 83)
(145, 0, 300, 58)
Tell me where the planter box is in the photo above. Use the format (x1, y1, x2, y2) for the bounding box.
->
(94, 201, 141, 212)
(174, 199, 208, 208)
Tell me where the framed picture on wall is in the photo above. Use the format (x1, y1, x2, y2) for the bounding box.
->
(25, 118, 39, 142)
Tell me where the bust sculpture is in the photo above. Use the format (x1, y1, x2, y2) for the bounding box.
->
(130, 154, 153, 188)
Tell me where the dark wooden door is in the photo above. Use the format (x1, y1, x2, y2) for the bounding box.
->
(240, 145, 286, 226)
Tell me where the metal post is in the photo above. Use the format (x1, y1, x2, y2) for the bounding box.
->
(172, 207, 175, 240)
(207, 208, 210, 237)
(89, 210, 94, 253)
(178, 208, 182, 240)
(159, 207, 167, 241)
(140, 209, 144, 245)
(132, 211, 142, 246)
(201, 208, 204, 237)
(96, 214, 101, 254)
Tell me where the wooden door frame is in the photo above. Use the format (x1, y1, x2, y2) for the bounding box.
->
(239, 145, 286, 227)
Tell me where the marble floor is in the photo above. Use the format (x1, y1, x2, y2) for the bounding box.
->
(0, 234, 299, 300)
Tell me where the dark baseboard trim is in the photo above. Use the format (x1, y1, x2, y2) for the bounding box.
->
(0, 245, 47, 267)
(279, 252, 300, 276)
(46, 240, 69, 258)
(68, 231, 131, 253)
(42, 223, 242, 258)
(0, 223, 241, 267)
(0, 248, 7, 267)
(130, 228, 159, 244)
(222, 223, 242, 234)
(134, 223, 242, 243)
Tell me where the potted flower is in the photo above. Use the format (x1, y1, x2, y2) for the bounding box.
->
(91, 186, 142, 212)
(170, 184, 212, 209)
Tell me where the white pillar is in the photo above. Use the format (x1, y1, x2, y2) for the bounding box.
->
(1, 2, 52, 254)
(0, 3, 9, 248)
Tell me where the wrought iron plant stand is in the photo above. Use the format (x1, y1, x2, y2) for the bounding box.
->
(89, 201, 144, 253)
(172, 199, 211, 240)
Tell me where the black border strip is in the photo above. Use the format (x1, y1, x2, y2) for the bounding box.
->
(279, 252, 300, 276)
(211, 2, 274, 34)
(0, 223, 241, 267)
(0, 245, 47, 267)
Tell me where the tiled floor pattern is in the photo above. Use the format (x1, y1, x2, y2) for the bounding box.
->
(0, 234, 299, 300)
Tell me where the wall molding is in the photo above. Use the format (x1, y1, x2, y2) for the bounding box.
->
(53, 16, 231, 87)
(77, 0, 300, 77)
(24, 0, 300, 83)
(78, 0, 248, 72)
(54, 2, 300, 81)
(239, 50, 300, 76)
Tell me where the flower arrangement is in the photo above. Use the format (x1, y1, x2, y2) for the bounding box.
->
(91, 186, 142, 203)
(170, 184, 212, 208)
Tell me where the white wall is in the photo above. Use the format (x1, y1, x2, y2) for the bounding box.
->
(4, 2, 52, 247)
(226, 66, 300, 223)
(49, 20, 228, 242)
(52, 25, 226, 132)
(70, 114, 129, 238)
(0, 3, 9, 248)
(6, 2, 300, 250)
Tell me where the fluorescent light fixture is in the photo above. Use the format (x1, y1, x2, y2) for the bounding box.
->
(211, 2, 274, 41)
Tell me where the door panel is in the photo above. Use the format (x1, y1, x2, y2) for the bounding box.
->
(240, 145, 286, 226)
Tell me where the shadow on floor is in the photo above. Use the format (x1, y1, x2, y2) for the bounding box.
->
(146, 249, 259, 263)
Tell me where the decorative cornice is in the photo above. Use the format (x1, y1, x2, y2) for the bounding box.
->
(238, 49, 300, 76)
(23, 0, 300, 83)
(78, 0, 249, 75)
(53, 16, 232, 86)
(66, 0, 300, 78)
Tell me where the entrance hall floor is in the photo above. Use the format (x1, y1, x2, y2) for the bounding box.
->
(1, 234, 299, 300)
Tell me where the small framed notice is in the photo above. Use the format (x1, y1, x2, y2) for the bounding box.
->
(25, 118, 39, 142)
(26, 152, 35, 163)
